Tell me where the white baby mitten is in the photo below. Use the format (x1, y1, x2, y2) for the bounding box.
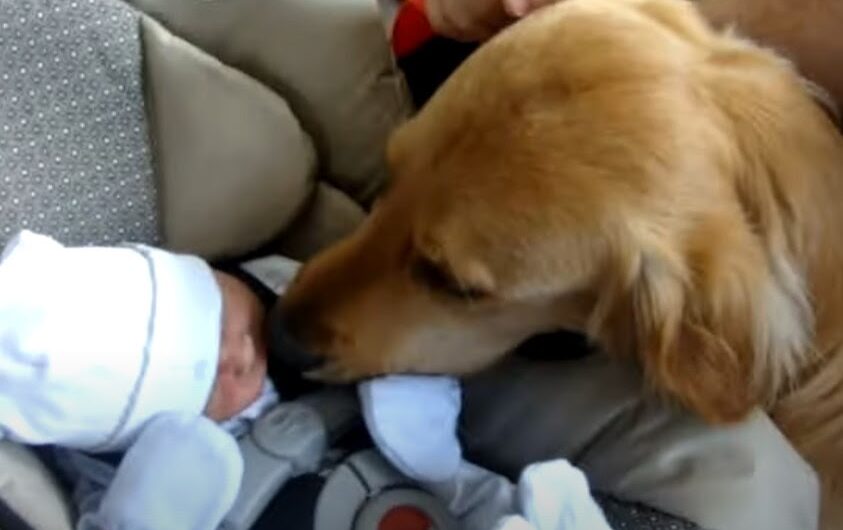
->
(79, 413, 244, 530)
(359, 375, 462, 482)
(494, 459, 611, 530)
(359, 376, 608, 530)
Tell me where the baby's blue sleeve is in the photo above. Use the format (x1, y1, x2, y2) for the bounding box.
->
(63, 413, 243, 530)
(359, 375, 611, 530)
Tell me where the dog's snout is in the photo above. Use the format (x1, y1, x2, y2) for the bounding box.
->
(266, 302, 326, 372)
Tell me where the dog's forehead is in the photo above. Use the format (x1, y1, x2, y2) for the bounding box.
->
(381, 0, 712, 262)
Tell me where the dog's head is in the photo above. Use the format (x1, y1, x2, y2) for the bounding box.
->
(281, 0, 832, 422)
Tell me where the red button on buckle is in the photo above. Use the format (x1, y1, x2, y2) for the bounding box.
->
(378, 505, 434, 530)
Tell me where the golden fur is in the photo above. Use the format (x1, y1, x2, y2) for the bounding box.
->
(698, 0, 843, 108)
(281, 0, 843, 524)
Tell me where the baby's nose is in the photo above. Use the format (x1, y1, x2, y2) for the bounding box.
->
(219, 333, 258, 377)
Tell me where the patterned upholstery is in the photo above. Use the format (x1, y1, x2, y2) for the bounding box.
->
(0, 0, 159, 248)
(598, 495, 703, 530)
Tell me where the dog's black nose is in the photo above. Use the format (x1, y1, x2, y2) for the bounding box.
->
(266, 302, 326, 372)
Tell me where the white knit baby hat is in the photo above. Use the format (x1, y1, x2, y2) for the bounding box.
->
(0, 230, 223, 451)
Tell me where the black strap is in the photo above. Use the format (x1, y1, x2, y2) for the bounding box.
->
(213, 260, 278, 312)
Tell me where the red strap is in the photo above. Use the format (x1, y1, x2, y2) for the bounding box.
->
(392, 0, 435, 58)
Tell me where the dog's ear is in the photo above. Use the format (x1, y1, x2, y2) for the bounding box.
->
(591, 218, 811, 423)
(629, 240, 757, 423)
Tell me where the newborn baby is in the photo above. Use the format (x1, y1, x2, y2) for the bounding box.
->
(0, 230, 278, 530)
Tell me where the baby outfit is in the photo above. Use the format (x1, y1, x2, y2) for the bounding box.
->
(0, 230, 263, 530)
(360, 376, 611, 530)
(0, 230, 221, 451)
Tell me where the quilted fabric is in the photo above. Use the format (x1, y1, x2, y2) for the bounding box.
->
(0, 0, 159, 248)
(597, 495, 703, 530)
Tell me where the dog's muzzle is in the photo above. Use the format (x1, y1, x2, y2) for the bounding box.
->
(266, 301, 326, 373)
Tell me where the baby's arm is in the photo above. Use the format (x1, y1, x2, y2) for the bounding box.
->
(359, 375, 463, 482)
(360, 376, 611, 530)
(67, 414, 242, 530)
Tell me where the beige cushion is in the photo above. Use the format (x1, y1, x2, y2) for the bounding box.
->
(127, 0, 411, 206)
(0, 442, 73, 530)
(1, 1, 407, 527)
(142, 17, 317, 259)
(275, 182, 366, 260)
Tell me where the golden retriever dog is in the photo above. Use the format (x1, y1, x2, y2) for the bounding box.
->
(280, 0, 843, 523)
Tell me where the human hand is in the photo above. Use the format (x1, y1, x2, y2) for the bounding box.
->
(425, 0, 560, 41)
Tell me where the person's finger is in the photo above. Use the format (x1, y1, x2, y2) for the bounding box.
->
(426, 0, 476, 41)
(425, 0, 457, 38)
(504, 0, 559, 18)
(427, 0, 507, 42)
(504, 0, 532, 18)
(444, 0, 493, 41)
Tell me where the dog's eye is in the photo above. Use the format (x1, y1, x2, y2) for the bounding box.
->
(411, 256, 489, 301)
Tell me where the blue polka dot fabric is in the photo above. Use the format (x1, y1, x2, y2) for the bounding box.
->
(0, 0, 159, 247)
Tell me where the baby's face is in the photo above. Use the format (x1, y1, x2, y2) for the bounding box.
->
(204, 271, 268, 422)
